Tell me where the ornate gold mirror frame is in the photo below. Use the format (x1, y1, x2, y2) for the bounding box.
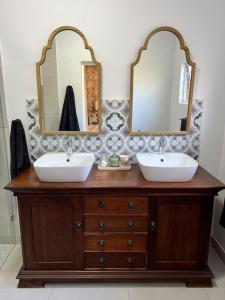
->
(129, 26, 196, 136)
(36, 26, 102, 135)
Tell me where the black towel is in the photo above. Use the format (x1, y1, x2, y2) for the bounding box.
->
(59, 85, 80, 131)
(180, 117, 187, 131)
(10, 119, 31, 179)
(220, 199, 225, 228)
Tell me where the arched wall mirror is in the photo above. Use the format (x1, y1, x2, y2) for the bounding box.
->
(36, 26, 101, 135)
(130, 26, 196, 135)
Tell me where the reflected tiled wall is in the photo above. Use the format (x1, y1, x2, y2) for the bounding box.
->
(27, 99, 203, 163)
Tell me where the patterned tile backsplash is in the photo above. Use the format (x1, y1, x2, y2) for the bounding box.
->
(27, 99, 203, 163)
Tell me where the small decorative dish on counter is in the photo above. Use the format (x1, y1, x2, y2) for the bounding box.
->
(98, 153, 131, 170)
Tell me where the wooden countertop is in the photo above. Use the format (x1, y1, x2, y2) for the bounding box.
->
(5, 165, 225, 195)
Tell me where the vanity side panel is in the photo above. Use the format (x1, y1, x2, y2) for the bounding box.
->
(18, 194, 84, 270)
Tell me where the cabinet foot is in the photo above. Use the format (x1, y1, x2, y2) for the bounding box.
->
(18, 279, 45, 288)
(186, 278, 212, 288)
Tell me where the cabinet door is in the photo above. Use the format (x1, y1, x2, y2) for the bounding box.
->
(149, 195, 213, 270)
(18, 195, 83, 270)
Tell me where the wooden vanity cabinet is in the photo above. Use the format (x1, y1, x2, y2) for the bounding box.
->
(5, 165, 224, 288)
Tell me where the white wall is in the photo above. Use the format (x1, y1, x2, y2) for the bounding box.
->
(213, 126, 225, 252)
(0, 55, 15, 244)
(0, 0, 225, 247)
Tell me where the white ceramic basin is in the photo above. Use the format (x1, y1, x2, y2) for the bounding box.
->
(136, 152, 198, 182)
(33, 152, 94, 182)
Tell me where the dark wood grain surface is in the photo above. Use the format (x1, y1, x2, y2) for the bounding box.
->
(149, 195, 212, 270)
(84, 252, 147, 269)
(84, 215, 149, 233)
(84, 234, 147, 251)
(5, 165, 225, 193)
(84, 196, 148, 214)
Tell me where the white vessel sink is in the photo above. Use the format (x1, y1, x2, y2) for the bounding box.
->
(136, 152, 198, 182)
(33, 153, 94, 182)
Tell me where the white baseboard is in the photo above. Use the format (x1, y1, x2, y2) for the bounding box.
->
(211, 236, 225, 265)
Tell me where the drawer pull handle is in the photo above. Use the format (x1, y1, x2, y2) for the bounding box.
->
(98, 221, 105, 230)
(99, 257, 104, 264)
(150, 221, 156, 231)
(75, 222, 82, 229)
(128, 240, 134, 247)
(99, 201, 105, 208)
(128, 221, 133, 229)
(128, 257, 133, 264)
(128, 202, 134, 209)
(99, 240, 104, 247)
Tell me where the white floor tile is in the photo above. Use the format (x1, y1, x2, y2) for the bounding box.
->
(212, 271, 225, 287)
(1, 245, 22, 271)
(208, 248, 225, 272)
(0, 289, 51, 300)
(128, 287, 209, 300)
(47, 282, 128, 288)
(0, 271, 18, 288)
(49, 287, 129, 300)
(205, 287, 225, 300)
(128, 282, 185, 288)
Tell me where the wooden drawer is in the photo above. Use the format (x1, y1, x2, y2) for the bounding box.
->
(84, 215, 148, 233)
(84, 197, 148, 214)
(85, 234, 147, 251)
(85, 252, 147, 269)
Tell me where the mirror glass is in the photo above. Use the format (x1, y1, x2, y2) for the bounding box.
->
(37, 27, 101, 134)
(131, 29, 195, 134)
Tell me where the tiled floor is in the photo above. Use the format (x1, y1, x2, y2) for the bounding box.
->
(0, 245, 225, 299)
(0, 244, 14, 269)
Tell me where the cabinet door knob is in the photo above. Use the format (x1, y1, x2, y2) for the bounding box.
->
(75, 222, 82, 229)
(128, 257, 133, 264)
(150, 221, 156, 231)
(99, 240, 104, 247)
(99, 201, 105, 208)
(99, 257, 104, 264)
(128, 221, 133, 229)
(128, 240, 134, 247)
(128, 202, 134, 209)
(98, 221, 105, 230)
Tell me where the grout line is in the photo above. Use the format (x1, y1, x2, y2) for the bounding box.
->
(0, 260, 3, 269)
(127, 283, 131, 300)
(47, 287, 54, 300)
(203, 287, 214, 300)
(0, 244, 15, 270)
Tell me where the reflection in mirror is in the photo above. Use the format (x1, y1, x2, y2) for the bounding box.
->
(130, 27, 195, 135)
(37, 27, 101, 134)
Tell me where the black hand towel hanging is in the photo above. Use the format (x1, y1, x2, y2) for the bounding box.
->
(10, 119, 31, 179)
(180, 117, 187, 131)
(59, 85, 80, 131)
(220, 198, 225, 228)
